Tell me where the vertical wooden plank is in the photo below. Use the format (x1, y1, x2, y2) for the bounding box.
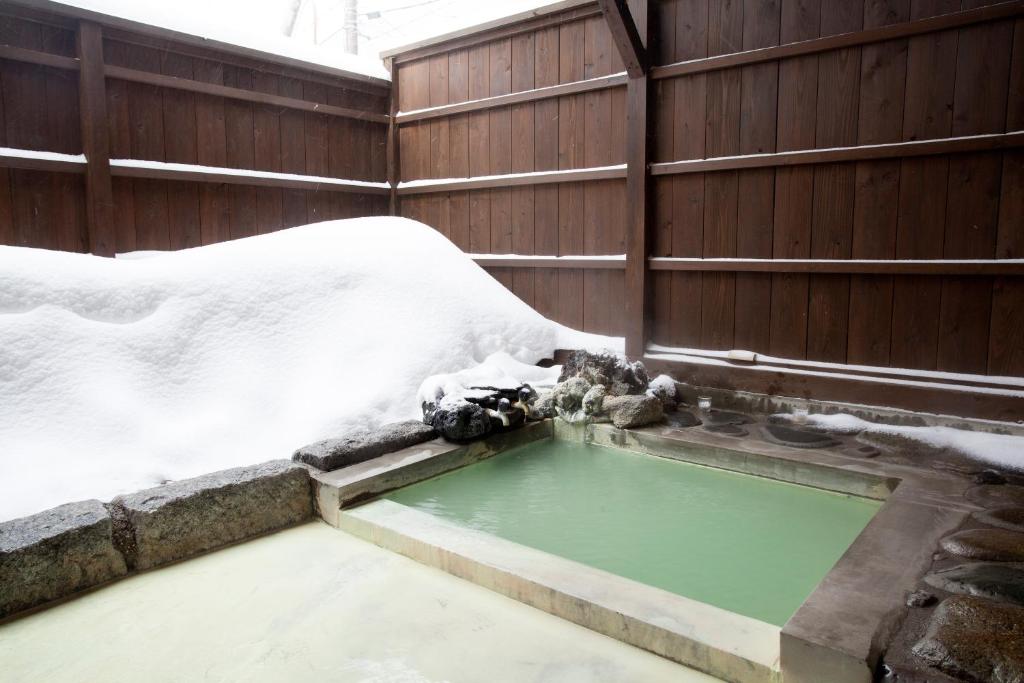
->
(534, 26, 561, 323)
(223, 65, 257, 239)
(304, 80, 331, 223)
(558, 20, 586, 330)
(890, 0, 958, 369)
(511, 32, 537, 307)
(935, 10, 1013, 374)
(279, 76, 308, 228)
(489, 38, 514, 291)
(192, 58, 230, 244)
(161, 50, 201, 249)
(104, 40, 136, 252)
(253, 70, 284, 234)
(649, 0, 676, 344)
(769, 0, 820, 359)
(700, 0, 742, 350)
(125, 44, 170, 250)
(77, 22, 115, 255)
(386, 58, 400, 216)
(583, 16, 613, 334)
(429, 53, 451, 238)
(448, 50, 471, 250)
(467, 45, 490, 253)
(846, 0, 909, 367)
(806, 0, 862, 363)
(734, 0, 780, 353)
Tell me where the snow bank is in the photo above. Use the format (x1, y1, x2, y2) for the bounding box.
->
(780, 413, 1024, 472)
(0, 218, 618, 521)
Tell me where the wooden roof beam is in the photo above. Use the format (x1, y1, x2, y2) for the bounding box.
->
(596, 0, 647, 77)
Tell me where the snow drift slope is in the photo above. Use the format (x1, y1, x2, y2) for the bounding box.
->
(0, 218, 614, 521)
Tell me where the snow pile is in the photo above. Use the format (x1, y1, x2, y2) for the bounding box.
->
(415, 351, 561, 409)
(779, 413, 1024, 472)
(0, 218, 617, 521)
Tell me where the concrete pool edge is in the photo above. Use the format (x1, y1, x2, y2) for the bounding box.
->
(338, 498, 782, 683)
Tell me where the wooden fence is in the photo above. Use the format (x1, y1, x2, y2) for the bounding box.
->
(0, 0, 390, 255)
(388, 0, 1024, 418)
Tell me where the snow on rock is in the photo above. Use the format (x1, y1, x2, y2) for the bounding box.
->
(0, 218, 618, 522)
(779, 413, 1024, 472)
(416, 351, 561, 410)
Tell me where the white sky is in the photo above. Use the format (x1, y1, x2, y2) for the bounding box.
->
(55, 0, 553, 78)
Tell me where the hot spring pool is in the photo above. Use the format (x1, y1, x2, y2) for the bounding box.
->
(386, 439, 881, 626)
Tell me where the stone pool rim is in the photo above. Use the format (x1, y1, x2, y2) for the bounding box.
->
(313, 418, 974, 683)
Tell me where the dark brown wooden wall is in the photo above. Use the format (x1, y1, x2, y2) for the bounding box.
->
(648, 0, 1022, 376)
(0, 8, 389, 254)
(394, 9, 629, 337)
(393, 0, 1023, 377)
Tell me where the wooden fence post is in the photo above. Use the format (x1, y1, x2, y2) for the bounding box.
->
(76, 20, 115, 256)
(385, 57, 400, 216)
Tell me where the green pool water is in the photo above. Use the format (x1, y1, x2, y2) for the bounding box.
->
(387, 439, 881, 626)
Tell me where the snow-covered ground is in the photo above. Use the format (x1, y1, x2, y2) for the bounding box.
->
(0, 218, 618, 522)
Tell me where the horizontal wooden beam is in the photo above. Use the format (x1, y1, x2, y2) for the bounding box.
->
(397, 165, 626, 195)
(651, 1, 1024, 80)
(472, 255, 626, 269)
(397, 73, 627, 124)
(0, 42, 79, 70)
(0, 147, 86, 173)
(643, 352, 1024, 422)
(109, 159, 391, 194)
(105, 65, 389, 124)
(648, 257, 1024, 276)
(650, 132, 1024, 176)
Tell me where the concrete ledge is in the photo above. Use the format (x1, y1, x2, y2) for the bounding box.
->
(340, 499, 782, 683)
(109, 460, 313, 570)
(312, 420, 552, 526)
(0, 500, 127, 619)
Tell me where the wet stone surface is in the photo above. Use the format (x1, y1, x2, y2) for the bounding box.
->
(763, 424, 840, 449)
(855, 430, 949, 459)
(974, 507, 1024, 533)
(924, 562, 1024, 606)
(702, 423, 749, 437)
(940, 528, 1024, 562)
(966, 484, 1024, 509)
(700, 410, 750, 427)
(664, 410, 701, 428)
(912, 596, 1024, 683)
(906, 590, 937, 608)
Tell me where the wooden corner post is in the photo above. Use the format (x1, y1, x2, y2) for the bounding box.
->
(598, 0, 651, 358)
(76, 21, 116, 256)
(385, 57, 400, 216)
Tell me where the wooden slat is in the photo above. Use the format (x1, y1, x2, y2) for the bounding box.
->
(596, 0, 647, 77)
(472, 255, 625, 269)
(650, 131, 1024, 174)
(108, 161, 391, 194)
(623, 0, 649, 356)
(396, 165, 626, 194)
(76, 21, 114, 256)
(396, 72, 627, 123)
(650, 1, 1024, 80)
(104, 64, 389, 124)
(0, 42, 78, 70)
(648, 258, 1024, 275)
(0, 148, 84, 172)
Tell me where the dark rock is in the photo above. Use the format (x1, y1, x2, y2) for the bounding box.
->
(293, 420, 437, 471)
(603, 394, 664, 429)
(1, 500, 128, 619)
(924, 562, 1024, 606)
(976, 469, 1008, 485)
(764, 424, 841, 449)
(487, 399, 525, 433)
(974, 508, 1024, 534)
(701, 410, 750, 427)
(431, 400, 492, 442)
(967, 484, 1024, 509)
(703, 423, 749, 437)
(912, 596, 1024, 682)
(906, 590, 937, 608)
(940, 528, 1024, 562)
(665, 410, 702, 428)
(109, 460, 312, 571)
(557, 350, 649, 396)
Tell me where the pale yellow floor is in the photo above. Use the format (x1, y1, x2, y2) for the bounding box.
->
(0, 521, 719, 682)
